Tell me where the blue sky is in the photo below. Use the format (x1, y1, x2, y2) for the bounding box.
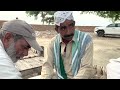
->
(0, 11, 115, 26)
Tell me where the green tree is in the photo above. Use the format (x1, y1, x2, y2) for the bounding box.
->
(26, 11, 56, 25)
(26, 11, 120, 24)
(81, 11, 120, 23)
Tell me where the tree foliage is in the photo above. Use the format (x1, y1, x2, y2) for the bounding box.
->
(26, 11, 56, 25)
(26, 11, 120, 24)
(81, 11, 120, 23)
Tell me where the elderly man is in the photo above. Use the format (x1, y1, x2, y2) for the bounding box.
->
(0, 19, 42, 79)
(41, 11, 93, 79)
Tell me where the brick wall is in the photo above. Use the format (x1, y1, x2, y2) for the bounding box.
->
(0, 20, 96, 32)
(32, 24, 96, 32)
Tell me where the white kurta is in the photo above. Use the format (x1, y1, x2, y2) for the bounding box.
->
(106, 57, 120, 79)
(0, 40, 22, 79)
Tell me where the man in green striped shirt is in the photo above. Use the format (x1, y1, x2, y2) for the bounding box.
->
(41, 11, 94, 79)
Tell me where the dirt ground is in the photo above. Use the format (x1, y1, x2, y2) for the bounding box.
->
(36, 31, 120, 68)
(91, 33, 120, 67)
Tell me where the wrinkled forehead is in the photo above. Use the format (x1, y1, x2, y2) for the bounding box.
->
(60, 19, 75, 26)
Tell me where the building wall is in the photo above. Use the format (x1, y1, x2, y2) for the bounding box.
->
(0, 20, 96, 32)
(32, 24, 96, 32)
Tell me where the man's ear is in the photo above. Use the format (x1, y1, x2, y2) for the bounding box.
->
(2, 32, 14, 48)
(4, 32, 13, 41)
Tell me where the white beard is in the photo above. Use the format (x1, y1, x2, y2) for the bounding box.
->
(5, 41, 18, 63)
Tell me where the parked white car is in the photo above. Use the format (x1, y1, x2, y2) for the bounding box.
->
(94, 23, 120, 37)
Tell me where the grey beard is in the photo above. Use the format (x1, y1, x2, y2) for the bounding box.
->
(5, 42, 18, 63)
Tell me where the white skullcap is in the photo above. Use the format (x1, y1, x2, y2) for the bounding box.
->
(54, 11, 74, 26)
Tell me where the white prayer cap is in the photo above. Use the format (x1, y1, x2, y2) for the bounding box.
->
(54, 11, 74, 26)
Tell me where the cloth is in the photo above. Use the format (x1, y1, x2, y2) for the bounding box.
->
(1, 19, 43, 52)
(106, 57, 120, 79)
(41, 30, 93, 79)
(54, 30, 88, 79)
(59, 46, 67, 79)
(0, 40, 22, 79)
(54, 11, 74, 26)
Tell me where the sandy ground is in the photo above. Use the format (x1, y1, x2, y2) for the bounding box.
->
(91, 33, 120, 67)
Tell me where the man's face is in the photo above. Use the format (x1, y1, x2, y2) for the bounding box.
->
(6, 37, 31, 63)
(57, 19, 75, 41)
(14, 38, 31, 60)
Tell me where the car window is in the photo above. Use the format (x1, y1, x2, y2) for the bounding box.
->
(107, 24, 116, 27)
(117, 23, 120, 27)
(115, 24, 118, 27)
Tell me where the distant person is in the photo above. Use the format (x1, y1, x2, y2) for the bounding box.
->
(41, 11, 94, 79)
(0, 19, 43, 79)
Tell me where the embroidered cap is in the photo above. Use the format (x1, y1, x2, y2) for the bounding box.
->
(54, 11, 74, 26)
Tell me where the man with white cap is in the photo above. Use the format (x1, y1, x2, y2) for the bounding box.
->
(41, 11, 93, 79)
(0, 19, 42, 79)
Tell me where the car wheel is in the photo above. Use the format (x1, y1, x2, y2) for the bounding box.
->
(97, 30, 104, 37)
